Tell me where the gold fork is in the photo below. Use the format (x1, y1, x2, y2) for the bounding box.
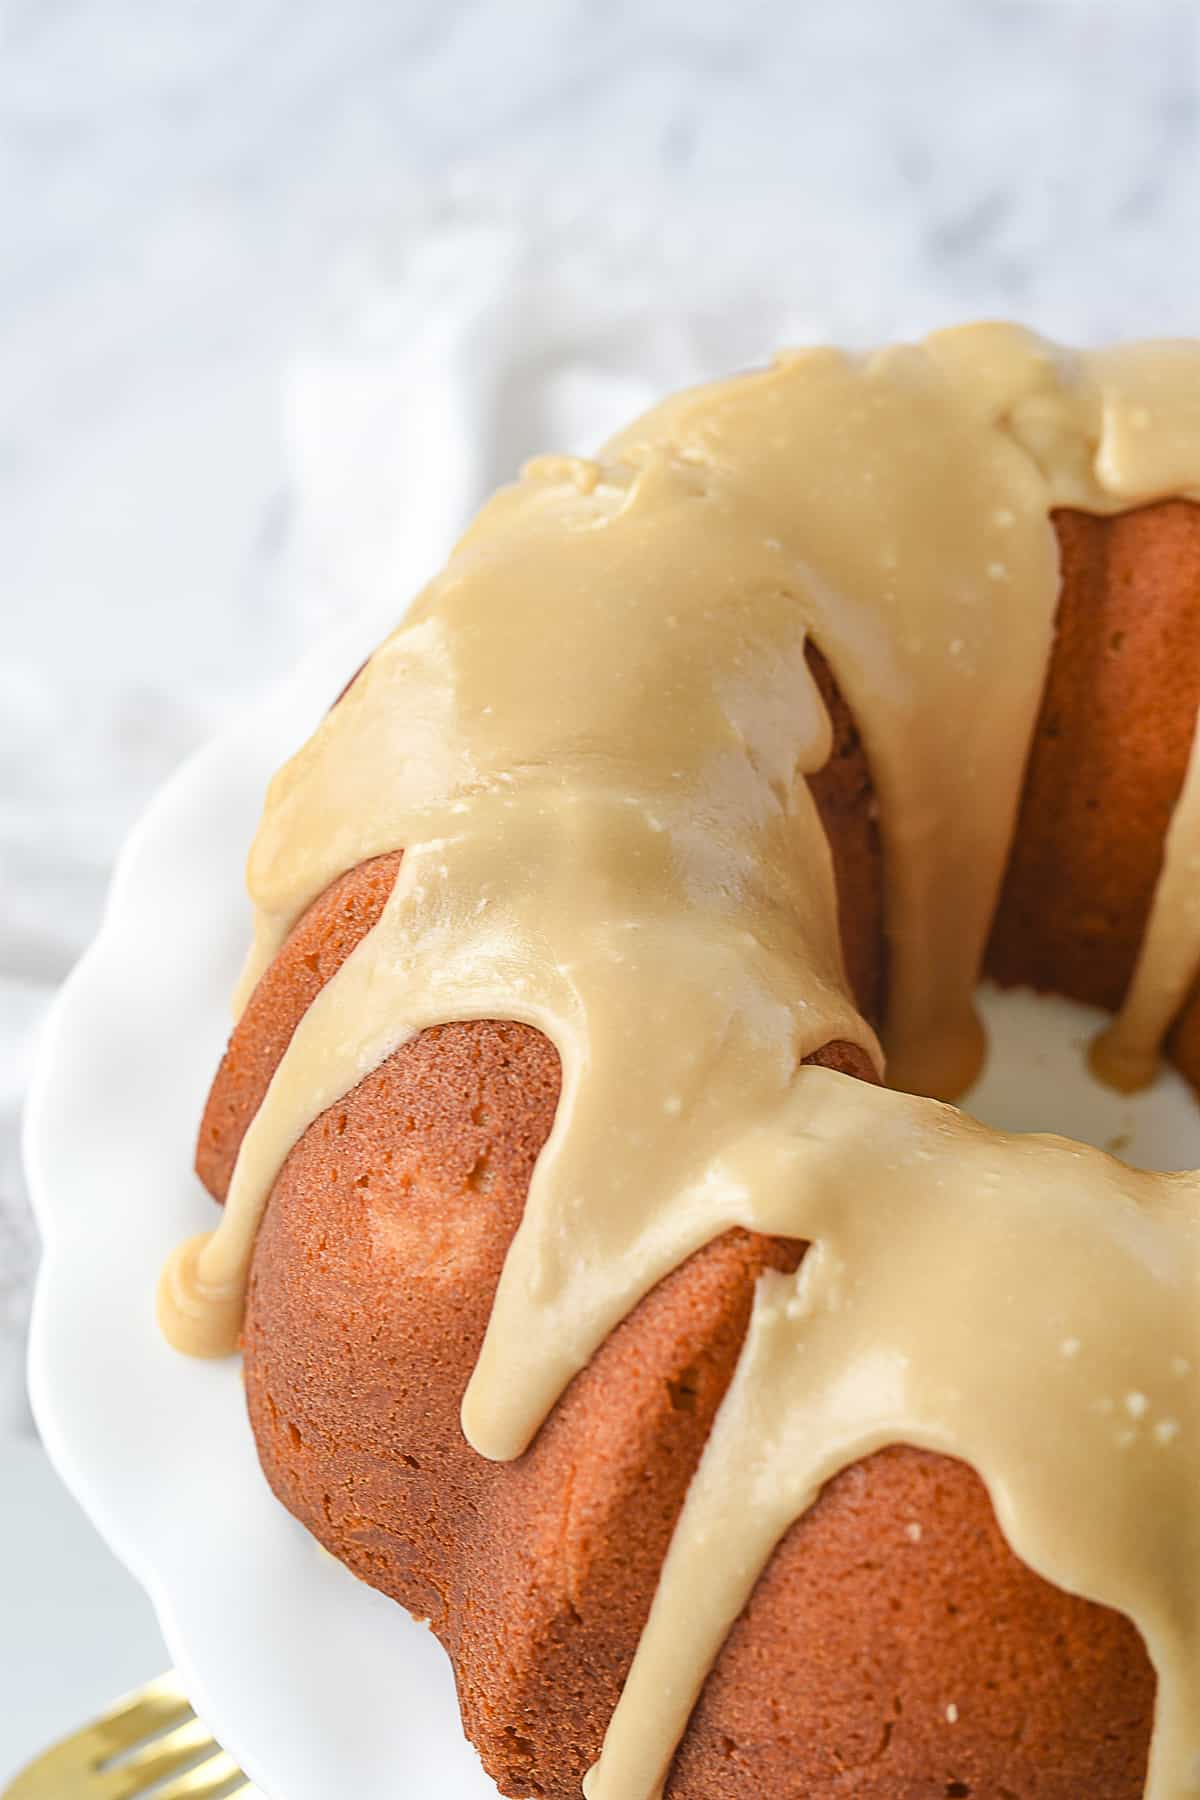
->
(3, 1670, 258, 1800)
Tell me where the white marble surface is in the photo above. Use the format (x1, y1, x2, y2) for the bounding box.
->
(3, 0, 1198, 1782)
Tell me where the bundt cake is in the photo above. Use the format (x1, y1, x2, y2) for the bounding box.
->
(160, 325, 1200, 1799)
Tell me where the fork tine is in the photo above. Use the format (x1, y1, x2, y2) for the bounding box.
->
(0, 1673, 256, 1800)
(99, 1717, 216, 1800)
(145, 1749, 250, 1799)
(86, 1670, 195, 1762)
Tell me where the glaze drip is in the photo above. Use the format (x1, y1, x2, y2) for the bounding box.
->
(1093, 710, 1200, 1094)
(583, 1071, 1200, 1799)
(159, 326, 1200, 1797)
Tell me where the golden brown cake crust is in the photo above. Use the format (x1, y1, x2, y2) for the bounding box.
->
(195, 508, 1200, 1797)
(237, 1007, 1152, 1799)
(988, 502, 1200, 1029)
(196, 849, 400, 1201)
(672, 1445, 1153, 1800)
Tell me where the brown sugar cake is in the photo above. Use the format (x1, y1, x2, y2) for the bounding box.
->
(160, 326, 1200, 1799)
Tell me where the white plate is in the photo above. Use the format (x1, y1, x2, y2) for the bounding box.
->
(25, 604, 1200, 1800)
(24, 595, 499, 1800)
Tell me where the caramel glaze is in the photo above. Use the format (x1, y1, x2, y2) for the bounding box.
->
(197, 581, 1193, 1797)
(169, 338, 1200, 1800)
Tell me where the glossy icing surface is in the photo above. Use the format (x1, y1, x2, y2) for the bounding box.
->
(161, 327, 1200, 1796)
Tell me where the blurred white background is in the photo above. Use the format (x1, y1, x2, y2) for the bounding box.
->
(2, 0, 1197, 1780)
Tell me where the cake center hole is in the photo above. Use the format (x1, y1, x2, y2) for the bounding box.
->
(962, 983, 1200, 1173)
